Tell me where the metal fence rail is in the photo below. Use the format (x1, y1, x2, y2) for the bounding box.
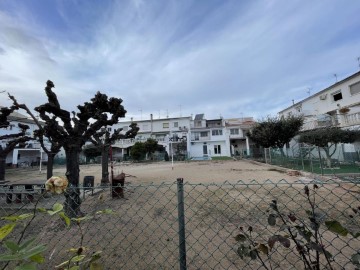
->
(0, 179, 359, 269)
(248, 146, 360, 176)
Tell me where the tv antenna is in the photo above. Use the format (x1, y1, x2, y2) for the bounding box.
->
(306, 87, 312, 96)
(334, 73, 338, 83)
(357, 57, 360, 70)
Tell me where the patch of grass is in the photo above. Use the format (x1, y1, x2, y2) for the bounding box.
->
(211, 156, 234, 160)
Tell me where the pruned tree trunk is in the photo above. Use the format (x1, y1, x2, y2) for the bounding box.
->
(0, 156, 6, 181)
(101, 145, 110, 185)
(46, 153, 56, 180)
(64, 147, 81, 218)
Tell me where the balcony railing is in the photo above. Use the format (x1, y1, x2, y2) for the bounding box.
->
(301, 116, 339, 131)
(343, 112, 360, 126)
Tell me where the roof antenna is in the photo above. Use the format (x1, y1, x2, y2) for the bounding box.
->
(292, 99, 294, 105)
(334, 73, 338, 83)
(306, 87, 312, 96)
(357, 57, 360, 70)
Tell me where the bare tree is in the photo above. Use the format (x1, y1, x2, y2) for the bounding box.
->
(8, 94, 62, 179)
(0, 103, 32, 182)
(35, 80, 128, 217)
(89, 122, 139, 184)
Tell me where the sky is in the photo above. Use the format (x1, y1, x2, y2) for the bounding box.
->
(0, 0, 360, 122)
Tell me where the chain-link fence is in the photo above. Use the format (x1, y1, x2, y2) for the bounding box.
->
(247, 145, 360, 177)
(0, 179, 359, 269)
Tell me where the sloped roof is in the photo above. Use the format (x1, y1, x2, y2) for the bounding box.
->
(194, 114, 204, 120)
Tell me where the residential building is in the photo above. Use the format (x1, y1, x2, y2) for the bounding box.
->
(279, 71, 360, 131)
(112, 115, 192, 159)
(225, 117, 254, 157)
(113, 113, 255, 159)
(0, 110, 52, 167)
(278, 70, 360, 159)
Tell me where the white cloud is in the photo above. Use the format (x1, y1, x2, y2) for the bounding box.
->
(0, 0, 359, 122)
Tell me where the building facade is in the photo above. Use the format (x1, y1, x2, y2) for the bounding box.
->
(0, 111, 53, 167)
(278, 71, 360, 160)
(113, 113, 255, 160)
(279, 71, 360, 131)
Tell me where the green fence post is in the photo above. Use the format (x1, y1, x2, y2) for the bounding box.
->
(177, 178, 187, 270)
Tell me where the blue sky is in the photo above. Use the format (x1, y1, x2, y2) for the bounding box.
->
(0, 0, 360, 121)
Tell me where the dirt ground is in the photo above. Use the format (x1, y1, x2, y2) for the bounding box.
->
(4, 159, 315, 185)
(1, 160, 358, 269)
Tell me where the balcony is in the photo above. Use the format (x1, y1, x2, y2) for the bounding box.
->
(301, 115, 339, 131)
(343, 112, 360, 127)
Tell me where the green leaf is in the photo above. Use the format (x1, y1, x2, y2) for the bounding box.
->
(325, 220, 348, 236)
(47, 203, 64, 216)
(19, 237, 36, 250)
(71, 255, 86, 262)
(268, 214, 277, 226)
(55, 260, 70, 268)
(30, 253, 45, 263)
(4, 240, 19, 252)
(237, 244, 250, 259)
(90, 262, 104, 270)
(234, 234, 246, 242)
(96, 209, 114, 215)
(295, 225, 312, 242)
(0, 223, 16, 241)
(37, 208, 47, 213)
(18, 244, 47, 260)
(89, 251, 102, 263)
(249, 249, 257, 260)
(351, 253, 360, 266)
(14, 262, 37, 270)
(71, 216, 93, 222)
(58, 212, 71, 227)
(1, 214, 33, 222)
(308, 242, 332, 259)
(268, 235, 290, 250)
(258, 244, 269, 255)
(0, 253, 23, 261)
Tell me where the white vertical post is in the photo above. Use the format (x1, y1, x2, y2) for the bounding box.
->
(39, 150, 42, 173)
(171, 142, 174, 170)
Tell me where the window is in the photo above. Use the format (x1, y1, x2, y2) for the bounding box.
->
(350, 81, 360, 96)
(107, 127, 112, 132)
(200, 131, 208, 137)
(212, 129, 223, 136)
(214, 145, 221, 154)
(230, 129, 239, 135)
(163, 123, 169, 128)
(332, 91, 343, 101)
(173, 122, 178, 128)
(195, 121, 202, 127)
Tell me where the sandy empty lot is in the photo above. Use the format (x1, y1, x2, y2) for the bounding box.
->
(5, 159, 307, 185)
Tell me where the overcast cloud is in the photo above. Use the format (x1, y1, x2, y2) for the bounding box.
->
(0, 0, 359, 121)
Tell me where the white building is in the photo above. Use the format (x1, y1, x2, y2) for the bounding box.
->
(278, 70, 360, 160)
(279, 71, 360, 131)
(113, 113, 255, 160)
(112, 115, 192, 160)
(0, 110, 53, 167)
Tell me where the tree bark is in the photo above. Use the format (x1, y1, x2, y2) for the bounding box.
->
(64, 147, 81, 218)
(46, 153, 56, 180)
(0, 156, 6, 181)
(101, 145, 109, 185)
